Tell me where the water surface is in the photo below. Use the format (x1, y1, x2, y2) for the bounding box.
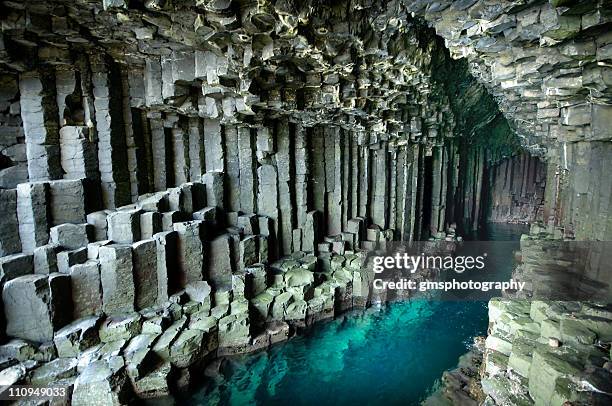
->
(185, 223, 526, 406)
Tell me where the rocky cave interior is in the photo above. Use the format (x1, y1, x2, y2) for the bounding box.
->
(0, 0, 611, 405)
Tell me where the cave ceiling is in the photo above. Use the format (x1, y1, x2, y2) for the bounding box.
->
(1, 0, 610, 156)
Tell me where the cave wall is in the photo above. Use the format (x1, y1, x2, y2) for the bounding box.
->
(1, 0, 603, 343)
(0, 72, 27, 188)
(543, 141, 612, 240)
(486, 152, 546, 224)
(0, 68, 468, 257)
(0, 0, 503, 259)
(407, 0, 611, 239)
(0, 0, 506, 365)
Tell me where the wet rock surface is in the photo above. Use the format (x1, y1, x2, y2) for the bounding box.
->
(0, 246, 377, 403)
(430, 298, 612, 406)
(483, 299, 612, 405)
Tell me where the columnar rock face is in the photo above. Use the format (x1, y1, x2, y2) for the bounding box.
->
(131, 238, 161, 309)
(480, 299, 612, 405)
(0, 0, 610, 404)
(173, 221, 205, 285)
(0, 73, 28, 188)
(16, 182, 50, 253)
(0, 189, 20, 256)
(3, 274, 71, 342)
(404, 0, 611, 240)
(99, 245, 135, 315)
(0, 0, 509, 243)
(59, 126, 98, 180)
(18, 71, 62, 182)
(68, 261, 103, 319)
(487, 153, 546, 224)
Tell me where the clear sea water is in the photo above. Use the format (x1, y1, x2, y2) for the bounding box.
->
(184, 224, 527, 406)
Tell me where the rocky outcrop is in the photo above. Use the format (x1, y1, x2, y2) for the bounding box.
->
(0, 246, 373, 403)
(512, 224, 612, 302)
(481, 298, 612, 405)
(431, 298, 612, 406)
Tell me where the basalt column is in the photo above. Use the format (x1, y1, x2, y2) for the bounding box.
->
(485, 152, 546, 224)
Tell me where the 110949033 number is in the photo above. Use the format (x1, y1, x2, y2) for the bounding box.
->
(2, 385, 69, 401)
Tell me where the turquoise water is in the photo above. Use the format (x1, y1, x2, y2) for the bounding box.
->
(185, 224, 526, 406)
